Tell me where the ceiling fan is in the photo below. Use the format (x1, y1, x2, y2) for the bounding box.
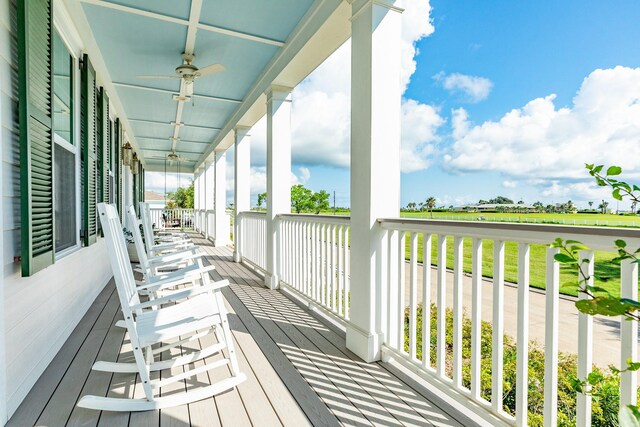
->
(152, 150, 189, 163)
(137, 53, 225, 96)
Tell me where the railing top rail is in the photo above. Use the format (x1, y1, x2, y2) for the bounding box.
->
(237, 210, 267, 217)
(378, 217, 640, 251)
(278, 213, 350, 225)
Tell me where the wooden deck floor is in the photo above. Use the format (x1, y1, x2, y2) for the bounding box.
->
(7, 234, 472, 427)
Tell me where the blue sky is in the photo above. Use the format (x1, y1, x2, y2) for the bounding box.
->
(290, 0, 640, 210)
(148, 1, 640, 210)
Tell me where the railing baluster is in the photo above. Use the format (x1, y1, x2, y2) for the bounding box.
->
(338, 225, 344, 316)
(620, 257, 639, 408)
(398, 231, 406, 353)
(492, 240, 505, 413)
(331, 225, 337, 312)
(422, 233, 432, 369)
(544, 246, 560, 427)
(576, 250, 594, 427)
(471, 238, 483, 399)
(453, 236, 463, 388)
(344, 225, 350, 320)
(436, 234, 447, 377)
(409, 232, 418, 361)
(388, 230, 399, 348)
(516, 242, 530, 427)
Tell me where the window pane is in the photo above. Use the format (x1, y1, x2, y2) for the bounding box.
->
(55, 144, 76, 252)
(53, 31, 72, 143)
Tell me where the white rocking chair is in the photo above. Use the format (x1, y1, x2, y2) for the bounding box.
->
(140, 203, 190, 255)
(77, 203, 246, 411)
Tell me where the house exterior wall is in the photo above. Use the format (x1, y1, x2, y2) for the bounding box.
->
(0, 0, 112, 421)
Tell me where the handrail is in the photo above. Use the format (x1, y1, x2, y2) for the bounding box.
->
(278, 213, 350, 225)
(379, 217, 640, 252)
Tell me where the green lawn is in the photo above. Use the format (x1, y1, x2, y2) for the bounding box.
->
(407, 235, 621, 297)
(401, 210, 640, 227)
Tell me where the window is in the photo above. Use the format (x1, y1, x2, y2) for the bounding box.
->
(53, 30, 78, 254)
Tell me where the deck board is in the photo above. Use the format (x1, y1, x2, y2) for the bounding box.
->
(7, 233, 471, 427)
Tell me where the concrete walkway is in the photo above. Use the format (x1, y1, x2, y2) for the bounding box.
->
(404, 262, 629, 368)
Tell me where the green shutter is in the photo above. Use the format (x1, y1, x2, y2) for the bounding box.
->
(99, 87, 110, 204)
(115, 119, 123, 219)
(132, 167, 137, 213)
(81, 54, 98, 246)
(18, 0, 54, 276)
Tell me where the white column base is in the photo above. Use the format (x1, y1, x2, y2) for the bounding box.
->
(346, 324, 383, 363)
(233, 250, 241, 263)
(264, 273, 279, 290)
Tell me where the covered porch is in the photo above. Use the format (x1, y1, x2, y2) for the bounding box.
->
(7, 236, 468, 427)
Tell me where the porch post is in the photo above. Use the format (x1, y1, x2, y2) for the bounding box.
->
(193, 170, 200, 231)
(204, 161, 215, 240)
(265, 85, 292, 289)
(234, 126, 251, 262)
(214, 151, 230, 247)
(347, 0, 402, 362)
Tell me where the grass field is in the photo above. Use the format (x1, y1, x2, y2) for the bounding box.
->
(401, 210, 640, 227)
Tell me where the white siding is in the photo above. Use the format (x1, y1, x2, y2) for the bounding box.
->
(0, 0, 111, 422)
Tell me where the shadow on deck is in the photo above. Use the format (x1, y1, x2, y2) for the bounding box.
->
(7, 234, 473, 427)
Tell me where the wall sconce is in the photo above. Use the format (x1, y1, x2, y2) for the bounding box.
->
(131, 153, 139, 175)
(122, 142, 132, 166)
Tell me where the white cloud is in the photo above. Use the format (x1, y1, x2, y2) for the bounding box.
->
(502, 180, 517, 188)
(435, 72, 493, 103)
(401, 99, 444, 172)
(445, 66, 640, 182)
(249, 166, 311, 196)
(277, 0, 440, 173)
(145, 172, 192, 194)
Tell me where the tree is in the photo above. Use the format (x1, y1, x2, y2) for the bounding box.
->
(291, 184, 314, 214)
(311, 190, 330, 214)
(406, 202, 417, 211)
(425, 196, 436, 218)
(588, 201, 594, 209)
(167, 181, 194, 208)
(598, 199, 609, 214)
(256, 192, 266, 208)
(533, 201, 544, 211)
(489, 196, 514, 204)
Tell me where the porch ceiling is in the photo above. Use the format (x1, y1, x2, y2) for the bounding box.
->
(75, 0, 317, 172)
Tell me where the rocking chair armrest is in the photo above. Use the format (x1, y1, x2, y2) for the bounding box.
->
(152, 239, 192, 250)
(136, 265, 216, 292)
(131, 279, 229, 310)
(148, 251, 202, 266)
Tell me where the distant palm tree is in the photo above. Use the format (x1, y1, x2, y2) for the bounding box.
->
(426, 196, 437, 218)
(598, 200, 609, 214)
(588, 201, 594, 209)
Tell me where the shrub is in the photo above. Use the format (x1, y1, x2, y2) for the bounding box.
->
(404, 304, 625, 426)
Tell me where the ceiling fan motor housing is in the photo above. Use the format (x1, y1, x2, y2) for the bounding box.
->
(175, 63, 198, 79)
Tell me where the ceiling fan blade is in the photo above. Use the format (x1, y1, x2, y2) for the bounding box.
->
(137, 75, 181, 79)
(195, 63, 225, 78)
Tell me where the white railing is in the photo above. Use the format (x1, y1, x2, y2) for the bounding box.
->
(279, 214, 351, 321)
(236, 211, 267, 271)
(148, 208, 194, 230)
(378, 218, 640, 426)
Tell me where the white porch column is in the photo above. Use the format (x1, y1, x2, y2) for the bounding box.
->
(265, 85, 292, 289)
(234, 126, 251, 262)
(193, 170, 200, 230)
(204, 162, 215, 239)
(214, 151, 230, 247)
(347, 0, 402, 362)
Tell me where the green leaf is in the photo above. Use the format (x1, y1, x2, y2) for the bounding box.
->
(607, 165, 622, 176)
(554, 253, 577, 264)
(633, 185, 640, 192)
(625, 359, 640, 371)
(620, 298, 640, 311)
(613, 188, 623, 201)
(587, 286, 611, 294)
(569, 244, 591, 252)
(575, 297, 629, 316)
(585, 163, 594, 170)
(593, 165, 604, 174)
(619, 405, 640, 427)
(615, 240, 628, 248)
(565, 239, 583, 245)
(596, 177, 607, 187)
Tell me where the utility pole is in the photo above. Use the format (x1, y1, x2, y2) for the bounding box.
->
(333, 191, 336, 215)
